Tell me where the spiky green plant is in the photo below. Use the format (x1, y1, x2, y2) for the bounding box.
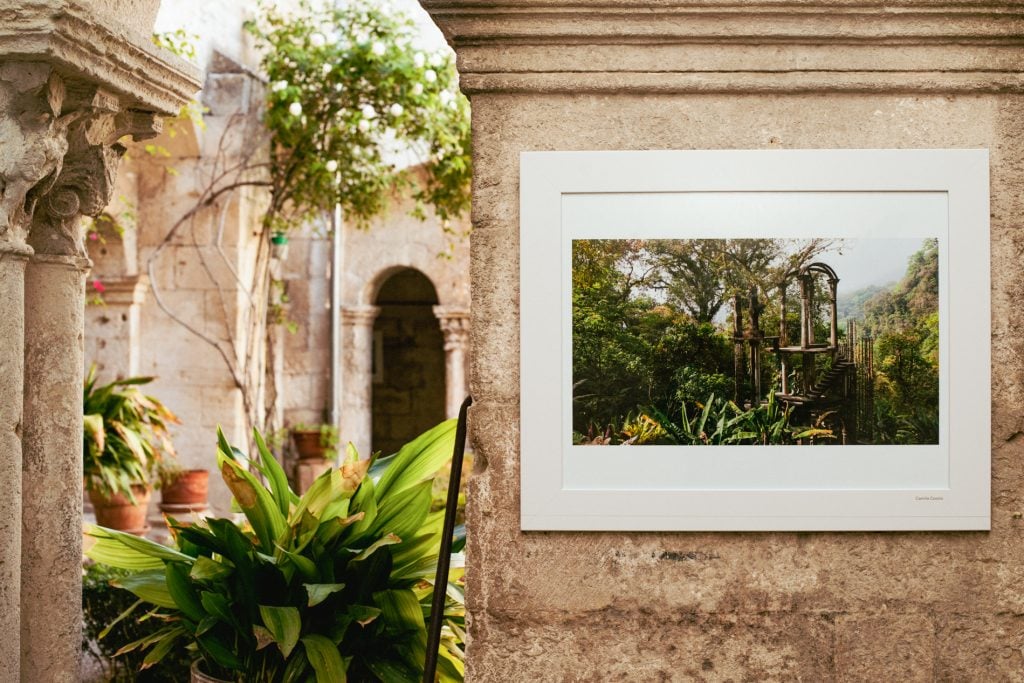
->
(83, 365, 179, 500)
(85, 421, 465, 682)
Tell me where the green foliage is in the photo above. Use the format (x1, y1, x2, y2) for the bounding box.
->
(649, 393, 834, 446)
(244, 0, 471, 232)
(82, 562, 192, 682)
(83, 365, 179, 499)
(862, 239, 940, 444)
(86, 421, 465, 682)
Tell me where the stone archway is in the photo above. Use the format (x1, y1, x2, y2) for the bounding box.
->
(371, 268, 446, 455)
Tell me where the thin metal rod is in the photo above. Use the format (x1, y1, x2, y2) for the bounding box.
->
(423, 395, 472, 682)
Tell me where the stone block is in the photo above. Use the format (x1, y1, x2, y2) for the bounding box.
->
(834, 614, 935, 681)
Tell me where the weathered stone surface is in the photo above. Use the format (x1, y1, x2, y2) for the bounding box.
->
(422, 2, 1024, 679)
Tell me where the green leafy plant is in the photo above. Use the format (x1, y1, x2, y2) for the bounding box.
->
(83, 365, 180, 499)
(245, 0, 471, 233)
(82, 562, 191, 682)
(86, 420, 466, 682)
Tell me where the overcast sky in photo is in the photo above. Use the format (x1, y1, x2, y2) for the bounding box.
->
(815, 238, 929, 294)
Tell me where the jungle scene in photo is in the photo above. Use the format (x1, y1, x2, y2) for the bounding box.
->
(571, 237, 940, 446)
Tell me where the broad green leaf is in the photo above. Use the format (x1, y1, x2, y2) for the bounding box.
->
(254, 427, 296, 516)
(86, 525, 194, 567)
(111, 570, 176, 609)
(351, 533, 401, 565)
(373, 420, 456, 502)
(190, 555, 233, 581)
(304, 582, 346, 607)
(140, 627, 182, 669)
(219, 451, 287, 551)
(348, 604, 381, 627)
(165, 562, 206, 622)
(374, 588, 425, 632)
(200, 591, 239, 630)
(198, 632, 244, 671)
(114, 624, 181, 657)
(260, 605, 301, 658)
(363, 654, 419, 683)
(301, 634, 347, 683)
(363, 481, 432, 541)
(277, 545, 318, 580)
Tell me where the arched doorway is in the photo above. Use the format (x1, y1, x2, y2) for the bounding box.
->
(371, 268, 446, 455)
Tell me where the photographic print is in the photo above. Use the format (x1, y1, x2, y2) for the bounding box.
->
(572, 237, 939, 448)
(520, 149, 989, 530)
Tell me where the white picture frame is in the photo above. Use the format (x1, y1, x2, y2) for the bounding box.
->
(519, 149, 990, 531)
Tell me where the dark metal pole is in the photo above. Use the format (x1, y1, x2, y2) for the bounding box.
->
(423, 395, 472, 682)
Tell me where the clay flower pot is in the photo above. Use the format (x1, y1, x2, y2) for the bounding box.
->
(291, 429, 327, 460)
(89, 485, 151, 535)
(160, 469, 210, 515)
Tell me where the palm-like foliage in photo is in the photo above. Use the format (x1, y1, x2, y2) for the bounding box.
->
(85, 420, 465, 682)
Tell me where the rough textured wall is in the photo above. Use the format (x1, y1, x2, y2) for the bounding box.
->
(418, 2, 1024, 679)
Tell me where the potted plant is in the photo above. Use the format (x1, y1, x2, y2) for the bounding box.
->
(83, 365, 179, 534)
(86, 419, 466, 682)
(290, 422, 339, 461)
(159, 465, 210, 516)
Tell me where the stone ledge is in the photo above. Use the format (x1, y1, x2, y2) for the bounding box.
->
(0, 0, 201, 115)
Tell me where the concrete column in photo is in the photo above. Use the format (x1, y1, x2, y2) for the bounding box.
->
(433, 306, 470, 419)
(424, 2, 1024, 679)
(340, 305, 380, 458)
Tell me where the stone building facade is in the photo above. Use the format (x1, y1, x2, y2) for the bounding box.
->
(423, 1, 1024, 680)
(83, 0, 470, 515)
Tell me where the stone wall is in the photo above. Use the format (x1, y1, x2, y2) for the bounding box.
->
(423, 2, 1024, 679)
(278, 188, 470, 460)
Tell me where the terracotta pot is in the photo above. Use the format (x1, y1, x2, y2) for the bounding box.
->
(160, 469, 210, 514)
(292, 429, 327, 460)
(89, 485, 151, 535)
(191, 660, 233, 683)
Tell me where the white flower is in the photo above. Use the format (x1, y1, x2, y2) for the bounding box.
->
(424, 69, 437, 83)
(355, 31, 369, 44)
(288, 101, 302, 116)
(358, 119, 370, 132)
(371, 41, 386, 56)
(430, 53, 444, 67)
(412, 82, 423, 96)
(310, 32, 326, 48)
(413, 52, 425, 68)
(325, 160, 338, 173)
(360, 104, 377, 119)
(439, 89, 454, 105)
(334, 83, 344, 92)
(271, 80, 288, 92)
(322, 63, 332, 75)
(389, 103, 404, 117)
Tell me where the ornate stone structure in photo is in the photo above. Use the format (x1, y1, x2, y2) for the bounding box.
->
(423, 1, 1024, 679)
(0, 1, 199, 679)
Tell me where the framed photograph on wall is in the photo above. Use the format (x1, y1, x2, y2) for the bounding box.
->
(519, 149, 990, 531)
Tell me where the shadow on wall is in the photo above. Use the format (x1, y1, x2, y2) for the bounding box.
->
(372, 268, 446, 455)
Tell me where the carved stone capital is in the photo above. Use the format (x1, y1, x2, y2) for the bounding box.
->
(24, 78, 161, 257)
(433, 306, 470, 351)
(341, 305, 381, 327)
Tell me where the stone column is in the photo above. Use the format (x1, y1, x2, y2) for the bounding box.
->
(0, 63, 85, 680)
(433, 306, 470, 419)
(0, 240, 30, 678)
(20, 78, 164, 682)
(340, 305, 380, 457)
